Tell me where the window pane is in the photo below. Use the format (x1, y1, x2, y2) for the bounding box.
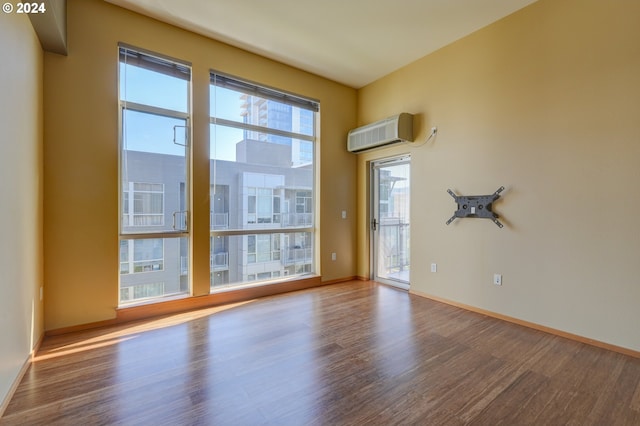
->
(119, 237, 189, 304)
(210, 74, 316, 292)
(209, 85, 314, 136)
(119, 47, 191, 307)
(121, 111, 187, 234)
(210, 126, 313, 232)
(210, 232, 313, 291)
(122, 109, 187, 156)
(120, 62, 188, 113)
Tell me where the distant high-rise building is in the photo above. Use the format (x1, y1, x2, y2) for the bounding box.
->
(240, 94, 314, 166)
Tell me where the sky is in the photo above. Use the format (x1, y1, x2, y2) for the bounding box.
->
(120, 63, 242, 161)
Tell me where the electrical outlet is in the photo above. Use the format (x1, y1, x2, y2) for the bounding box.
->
(331, 252, 337, 261)
(341, 210, 347, 219)
(493, 274, 502, 286)
(431, 263, 437, 273)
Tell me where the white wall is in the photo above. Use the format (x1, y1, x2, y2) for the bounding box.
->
(0, 12, 44, 410)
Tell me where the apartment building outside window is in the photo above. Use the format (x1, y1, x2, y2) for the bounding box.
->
(117, 47, 318, 301)
(122, 182, 164, 227)
(247, 187, 282, 224)
(120, 239, 164, 274)
(118, 46, 191, 305)
(210, 72, 319, 290)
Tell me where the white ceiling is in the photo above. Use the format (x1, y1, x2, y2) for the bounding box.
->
(106, 0, 538, 88)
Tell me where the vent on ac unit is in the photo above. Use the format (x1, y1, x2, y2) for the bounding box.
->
(347, 113, 413, 153)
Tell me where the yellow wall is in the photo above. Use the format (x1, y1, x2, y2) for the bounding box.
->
(357, 0, 640, 351)
(42, 0, 640, 353)
(0, 12, 44, 407)
(43, 0, 357, 330)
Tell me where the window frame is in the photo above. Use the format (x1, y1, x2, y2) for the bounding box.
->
(118, 44, 192, 306)
(210, 71, 319, 291)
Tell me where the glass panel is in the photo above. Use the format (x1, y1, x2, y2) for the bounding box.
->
(120, 62, 188, 113)
(209, 85, 314, 136)
(210, 232, 312, 291)
(210, 124, 313, 232)
(122, 109, 187, 156)
(121, 110, 187, 234)
(376, 163, 410, 283)
(119, 237, 189, 304)
(119, 47, 191, 307)
(210, 76, 315, 292)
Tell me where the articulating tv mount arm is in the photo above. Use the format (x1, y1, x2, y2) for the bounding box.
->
(446, 186, 505, 228)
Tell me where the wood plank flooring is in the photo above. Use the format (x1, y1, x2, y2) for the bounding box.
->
(2, 281, 640, 425)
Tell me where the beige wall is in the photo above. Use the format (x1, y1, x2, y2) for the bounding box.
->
(43, 0, 357, 330)
(40, 0, 640, 352)
(357, 0, 640, 351)
(0, 13, 44, 408)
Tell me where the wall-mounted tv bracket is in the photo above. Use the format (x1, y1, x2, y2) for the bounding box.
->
(446, 186, 505, 228)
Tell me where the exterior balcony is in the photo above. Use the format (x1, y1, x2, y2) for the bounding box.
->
(211, 252, 229, 271)
(281, 212, 313, 228)
(210, 212, 229, 230)
(282, 247, 312, 266)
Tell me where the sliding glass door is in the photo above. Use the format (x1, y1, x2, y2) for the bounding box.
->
(371, 156, 411, 289)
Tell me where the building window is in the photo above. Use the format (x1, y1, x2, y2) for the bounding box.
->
(119, 45, 191, 306)
(122, 182, 164, 227)
(210, 72, 318, 291)
(120, 240, 130, 274)
(246, 187, 281, 224)
(299, 141, 313, 164)
(119, 238, 164, 274)
(247, 234, 281, 264)
(296, 190, 312, 214)
(133, 238, 164, 272)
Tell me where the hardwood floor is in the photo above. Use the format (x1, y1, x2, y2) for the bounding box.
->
(2, 281, 640, 425)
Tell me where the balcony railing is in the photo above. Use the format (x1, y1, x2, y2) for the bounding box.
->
(379, 219, 410, 274)
(122, 214, 164, 227)
(210, 212, 229, 230)
(281, 213, 313, 227)
(211, 252, 229, 270)
(282, 247, 313, 265)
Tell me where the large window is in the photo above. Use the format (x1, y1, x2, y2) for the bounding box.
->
(210, 72, 318, 291)
(118, 46, 191, 305)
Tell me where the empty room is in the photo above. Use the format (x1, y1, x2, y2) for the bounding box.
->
(1, 0, 639, 424)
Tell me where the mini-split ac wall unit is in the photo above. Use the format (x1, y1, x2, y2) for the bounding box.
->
(347, 113, 413, 153)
